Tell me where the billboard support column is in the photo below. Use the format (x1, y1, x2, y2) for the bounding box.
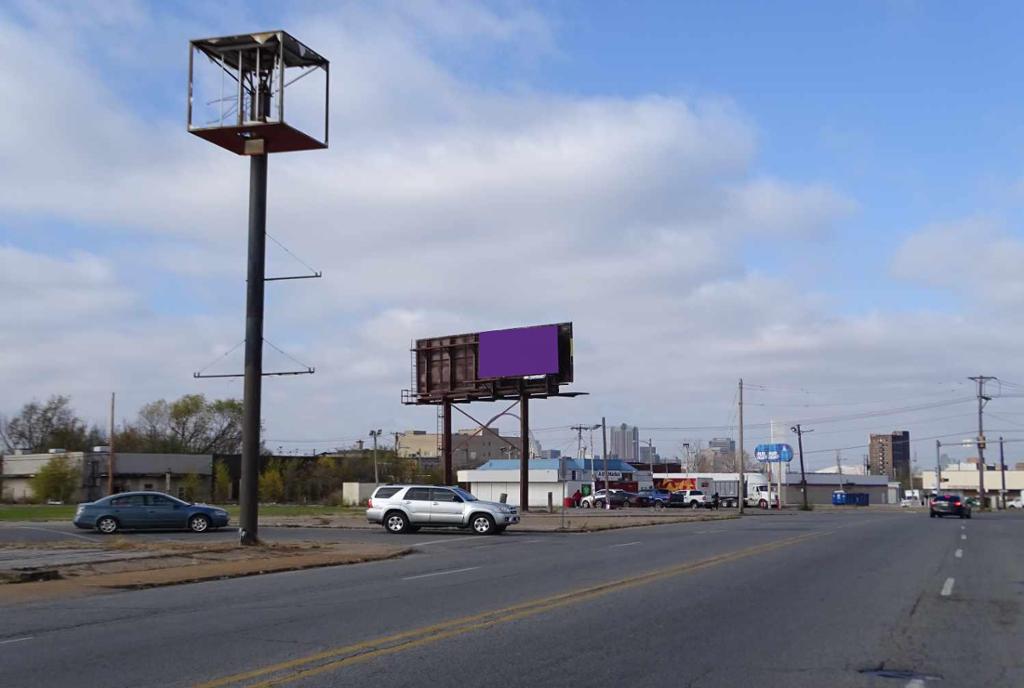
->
(443, 398, 453, 485)
(520, 393, 530, 511)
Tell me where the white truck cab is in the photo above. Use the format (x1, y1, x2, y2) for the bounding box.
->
(745, 483, 779, 509)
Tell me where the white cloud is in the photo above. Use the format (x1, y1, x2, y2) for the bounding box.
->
(892, 217, 1024, 306)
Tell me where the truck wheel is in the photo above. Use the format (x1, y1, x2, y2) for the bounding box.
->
(759, 499, 768, 510)
(690, 501, 699, 509)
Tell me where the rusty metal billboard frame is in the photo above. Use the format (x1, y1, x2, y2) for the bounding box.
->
(401, 322, 584, 510)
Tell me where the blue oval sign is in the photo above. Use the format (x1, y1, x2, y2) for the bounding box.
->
(754, 443, 794, 462)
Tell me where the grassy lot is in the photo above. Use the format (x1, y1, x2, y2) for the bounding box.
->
(0, 503, 362, 522)
(0, 504, 78, 522)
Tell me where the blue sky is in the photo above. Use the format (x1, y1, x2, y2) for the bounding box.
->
(4, 1, 1024, 466)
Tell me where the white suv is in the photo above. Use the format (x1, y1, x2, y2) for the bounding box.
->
(366, 485, 519, 535)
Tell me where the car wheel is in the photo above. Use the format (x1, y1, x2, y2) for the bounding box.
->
(967, 512, 972, 519)
(384, 511, 410, 534)
(471, 513, 495, 535)
(930, 511, 936, 518)
(96, 516, 119, 534)
(189, 514, 210, 533)
(654, 501, 664, 510)
(596, 499, 605, 508)
(581, 500, 592, 509)
(759, 499, 768, 510)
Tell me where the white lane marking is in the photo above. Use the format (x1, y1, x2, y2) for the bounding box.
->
(411, 536, 478, 547)
(0, 637, 33, 646)
(609, 541, 642, 548)
(961, 525, 965, 530)
(940, 577, 955, 597)
(1, 526, 100, 543)
(402, 566, 481, 581)
(961, 534, 967, 540)
(905, 679, 926, 688)
(955, 549, 963, 559)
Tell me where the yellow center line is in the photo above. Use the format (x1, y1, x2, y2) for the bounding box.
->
(196, 528, 832, 688)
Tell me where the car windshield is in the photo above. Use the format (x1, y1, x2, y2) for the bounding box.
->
(451, 487, 477, 502)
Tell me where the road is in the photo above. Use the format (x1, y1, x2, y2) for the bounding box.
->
(0, 510, 1020, 687)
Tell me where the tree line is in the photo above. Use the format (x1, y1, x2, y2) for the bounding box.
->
(0, 394, 244, 455)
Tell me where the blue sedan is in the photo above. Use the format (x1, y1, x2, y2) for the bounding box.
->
(73, 491, 230, 534)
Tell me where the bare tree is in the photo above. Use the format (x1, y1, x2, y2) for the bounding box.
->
(1, 396, 100, 453)
(118, 394, 244, 454)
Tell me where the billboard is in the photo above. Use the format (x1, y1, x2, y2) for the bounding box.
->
(403, 322, 576, 405)
(754, 443, 794, 462)
(478, 325, 560, 379)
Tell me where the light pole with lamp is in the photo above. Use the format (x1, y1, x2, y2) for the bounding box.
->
(369, 429, 382, 484)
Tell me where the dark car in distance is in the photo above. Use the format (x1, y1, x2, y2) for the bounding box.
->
(638, 487, 671, 507)
(929, 494, 972, 519)
(618, 491, 652, 508)
(73, 491, 230, 534)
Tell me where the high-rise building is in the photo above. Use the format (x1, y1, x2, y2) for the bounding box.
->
(610, 423, 639, 461)
(869, 431, 911, 488)
(708, 437, 736, 457)
(638, 444, 658, 463)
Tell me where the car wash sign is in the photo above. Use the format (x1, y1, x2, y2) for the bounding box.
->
(754, 443, 794, 463)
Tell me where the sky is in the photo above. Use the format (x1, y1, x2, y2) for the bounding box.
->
(4, 0, 1024, 469)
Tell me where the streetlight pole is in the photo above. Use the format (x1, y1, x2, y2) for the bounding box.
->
(738, 378, 745, 515)
(999, 436, 1007, 510)
(602, 417, 610, 510)
(369, 429, 382, 484)
(791, 424, 813, 510)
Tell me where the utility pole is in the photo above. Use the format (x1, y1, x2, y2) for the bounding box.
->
(968, 375, 996, 510)
(999, 436, 1007, 510)
(836, 449, 843, 493)
(791, 424, 813, 510)
(369, 429, 382, 484)
(571, 424, 599, 460)
(602, 417, 610, 510)
(737, 378, 745, 515)
(935, 439, 942, 497)
(647, 438, 655, 481)
(107, 392, 116, 496)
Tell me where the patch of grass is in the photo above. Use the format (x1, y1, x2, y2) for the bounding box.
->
(0, 504, 77, 522)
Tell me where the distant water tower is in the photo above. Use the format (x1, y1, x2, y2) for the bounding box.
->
(187, 32, 329, 545)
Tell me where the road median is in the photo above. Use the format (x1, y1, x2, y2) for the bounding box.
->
(0, 541, 409, 604)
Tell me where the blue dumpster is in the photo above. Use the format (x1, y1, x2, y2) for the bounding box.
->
(831, 490, 847, 505)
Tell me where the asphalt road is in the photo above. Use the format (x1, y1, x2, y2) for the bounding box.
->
(0, 510, 1020, 687)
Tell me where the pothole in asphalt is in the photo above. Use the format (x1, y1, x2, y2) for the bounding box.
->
(859, 667, 943, 682)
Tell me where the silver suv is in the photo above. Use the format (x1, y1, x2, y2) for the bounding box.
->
(366, 485, 520, 535)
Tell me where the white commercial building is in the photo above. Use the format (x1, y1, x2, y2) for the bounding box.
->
(457, 459, 592, 509)
(921, 468, 1024, 508)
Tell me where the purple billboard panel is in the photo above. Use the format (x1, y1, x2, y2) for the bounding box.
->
(478, 325, 560, 379)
